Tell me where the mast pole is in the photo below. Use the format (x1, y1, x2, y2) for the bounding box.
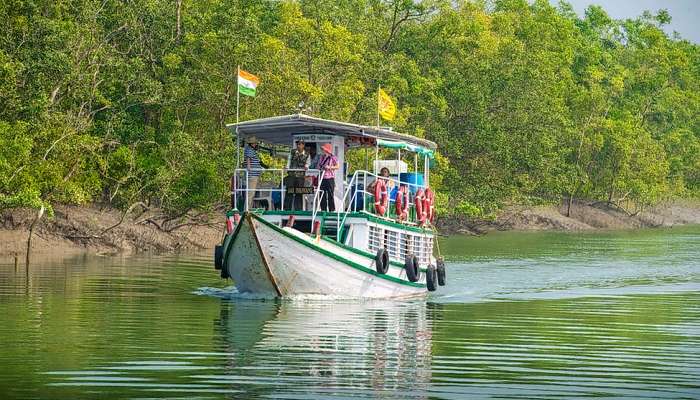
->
(376, 85, 380, 128)
(375, 85, 380, 174)
(236, 65, 241, 170)
(375, 137, 379, 174)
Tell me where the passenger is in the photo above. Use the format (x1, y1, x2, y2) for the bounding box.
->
(244, 136, 262, 210)
(318, 143, 339, 211)
(284, 140, 310, 210)
(308, 144, 319, 169)
(367, 167, 395, 193)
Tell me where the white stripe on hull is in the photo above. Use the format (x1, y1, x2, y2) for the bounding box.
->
(224, 215, 426, 298)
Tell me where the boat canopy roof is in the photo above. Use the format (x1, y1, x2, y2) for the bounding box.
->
(227, 114, 437, 156)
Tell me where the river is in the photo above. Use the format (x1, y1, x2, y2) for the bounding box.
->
(1, 226, 699, 399)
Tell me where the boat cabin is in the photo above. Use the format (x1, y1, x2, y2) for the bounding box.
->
(226, 113, 437, 268)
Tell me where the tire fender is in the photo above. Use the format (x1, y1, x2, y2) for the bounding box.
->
(375, 248, 389, 274)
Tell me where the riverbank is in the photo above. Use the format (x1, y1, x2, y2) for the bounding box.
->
(0, 205, 224, 261)
(437, 199, 700, 235)
(2, 200, 699, 261)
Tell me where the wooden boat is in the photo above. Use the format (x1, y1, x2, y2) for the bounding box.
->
(214, 114, 446, 298)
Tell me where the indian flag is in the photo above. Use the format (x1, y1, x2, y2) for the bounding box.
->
(238, 69, 260, 97)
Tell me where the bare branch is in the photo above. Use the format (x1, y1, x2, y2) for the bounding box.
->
(100, 201, 148, 235)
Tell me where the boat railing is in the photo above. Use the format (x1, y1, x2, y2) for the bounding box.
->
(310, 177, 325, 231)
(335, 169, 428, 241)
(335, 171, 361, 240)
(232, 168, 323, 212)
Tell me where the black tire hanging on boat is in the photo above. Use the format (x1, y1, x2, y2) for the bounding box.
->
(214, 245, 223, 270)
(375, 248, 389, 274)
(405, 255, 420, 283)
(436, 258, 446, 286)
(426, 265, 437, 291)
(413, 255, 421, 282)
(220, 264, 230, 279)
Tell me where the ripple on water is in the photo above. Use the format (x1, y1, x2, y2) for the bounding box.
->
(0, 227, 699, 398)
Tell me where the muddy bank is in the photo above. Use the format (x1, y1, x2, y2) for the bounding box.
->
(1, 204, 224, 261)
(2, 200, 699, 261)
(437, 199, 700, 235)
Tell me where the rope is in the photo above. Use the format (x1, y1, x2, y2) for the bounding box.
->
(433, 225, 443, 261)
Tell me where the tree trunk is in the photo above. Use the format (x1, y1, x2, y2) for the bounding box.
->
(26, 205, 45, 267)
(566, 184, 579, 217)
(176, 0, 182, 41)
(608, 177, 615, 203)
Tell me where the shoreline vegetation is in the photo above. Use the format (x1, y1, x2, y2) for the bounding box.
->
(1, 0, 698, 260)
(2, 201, 698, 261)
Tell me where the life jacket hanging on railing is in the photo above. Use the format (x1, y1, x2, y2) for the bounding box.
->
(424, 188, 435, 224)
(415, 188, 426, 224)
(374, 179, 389, 216)
(395, 185, 410, 221)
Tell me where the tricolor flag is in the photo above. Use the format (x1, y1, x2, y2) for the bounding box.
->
(238, 69, 260, 97)
(378, 88, 396, 121)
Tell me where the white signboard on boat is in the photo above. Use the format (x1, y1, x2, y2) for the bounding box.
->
(293, 134, 334, 142)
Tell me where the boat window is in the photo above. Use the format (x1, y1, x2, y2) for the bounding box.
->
(399, 232, 408, 261)
(424, 237, 433, 266)
(413, 235, 423, 264)
(386, 230, 399, 260)
(368, 225, 382, 254)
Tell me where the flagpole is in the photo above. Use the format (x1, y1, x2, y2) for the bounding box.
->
(376, 85, 380, 128)
(236, 65, 241, 170)
(375, 85, 379, 174)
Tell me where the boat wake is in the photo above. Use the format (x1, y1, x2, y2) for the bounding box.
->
(193, 286, 425, 302)
(193, 286, 275, 300)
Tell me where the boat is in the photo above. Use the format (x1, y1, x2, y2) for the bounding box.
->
(213, 113, 446, 298)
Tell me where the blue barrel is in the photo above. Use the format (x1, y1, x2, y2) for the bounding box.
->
(352, 183, 364, 211)
(398, 173, 424, 193)
(272, 190, 281, 209)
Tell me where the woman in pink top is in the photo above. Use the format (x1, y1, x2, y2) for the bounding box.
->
(318, 143, 339, 211)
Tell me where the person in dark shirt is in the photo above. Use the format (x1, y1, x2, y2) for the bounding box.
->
(284, 140, 310, 210)
(308, 144, 320, 170)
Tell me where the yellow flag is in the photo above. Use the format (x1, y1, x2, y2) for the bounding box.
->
(378, 88, 396, 121)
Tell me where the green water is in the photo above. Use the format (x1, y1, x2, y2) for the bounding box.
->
(1, 226, 699, 399)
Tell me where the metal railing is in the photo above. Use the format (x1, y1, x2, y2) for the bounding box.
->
(231, 168, 430, 243)
(335, 170, 427, 241)
(232, 168, 322, 212)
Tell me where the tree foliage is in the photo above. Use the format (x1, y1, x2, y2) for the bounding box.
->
(0, 0, 698, 218)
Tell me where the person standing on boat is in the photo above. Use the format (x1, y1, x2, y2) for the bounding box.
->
(244, 136, 263, 211)
(367, 167, 395, 193)
(308, 144, 320, 170)
(318, 143, 339, 211)
(284, 140, 310, 210)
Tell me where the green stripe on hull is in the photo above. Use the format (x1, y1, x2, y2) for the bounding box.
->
(250, 213, 426, 289)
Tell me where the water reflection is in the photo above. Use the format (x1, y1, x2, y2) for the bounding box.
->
(213, 300, 435, 398)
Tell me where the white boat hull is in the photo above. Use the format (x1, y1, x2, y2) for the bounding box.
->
(222, 213, 427, 298)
